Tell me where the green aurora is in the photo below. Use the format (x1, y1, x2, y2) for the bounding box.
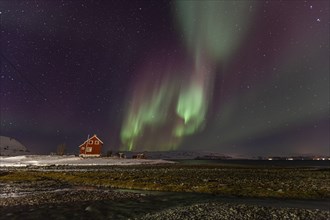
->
(120, 1, 257, 151)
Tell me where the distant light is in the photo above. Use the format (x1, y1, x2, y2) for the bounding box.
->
(316, 18, 321, 22)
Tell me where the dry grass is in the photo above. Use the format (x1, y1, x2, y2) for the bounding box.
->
(0, 165, 329, 199)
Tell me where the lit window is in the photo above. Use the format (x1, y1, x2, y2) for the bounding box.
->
(95, 140, 99, 145)
(86, 147, 92, 152)
(89, 140, 93, 144)
(81, 147, 85, 150)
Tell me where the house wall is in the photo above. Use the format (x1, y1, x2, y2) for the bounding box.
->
(79, 136, 102, 156)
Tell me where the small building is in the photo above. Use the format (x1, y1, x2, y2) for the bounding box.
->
(79, 134, 103, 157)
(116, 152, 126, 159)
(132, 153, 146, 159)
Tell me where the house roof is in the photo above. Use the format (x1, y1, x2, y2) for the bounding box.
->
(78, 134, 104, 147)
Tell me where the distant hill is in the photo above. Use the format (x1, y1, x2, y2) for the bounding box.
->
(0, 136, 30, 156)
(122, 151, 233, 160)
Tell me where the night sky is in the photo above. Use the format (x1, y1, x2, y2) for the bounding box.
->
(0, 1, 329, 156)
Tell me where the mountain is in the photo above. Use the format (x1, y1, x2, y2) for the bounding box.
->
(0, 136, 30, 156)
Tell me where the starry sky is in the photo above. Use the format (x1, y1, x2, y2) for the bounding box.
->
(0, 0, 329, 156)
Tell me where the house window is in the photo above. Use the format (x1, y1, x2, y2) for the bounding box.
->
(95, 140, 99, 145)
(89, 140, 93, 144)
(86, 147, 92, 152)
(81, 147, 85, 150)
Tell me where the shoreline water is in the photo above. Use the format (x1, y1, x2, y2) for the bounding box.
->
(171, 159, 330, 168)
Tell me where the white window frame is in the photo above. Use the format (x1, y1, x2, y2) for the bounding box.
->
(86, 147, 92, 152)
(89, 140, 93, 144)
(95, 140, 99, 145)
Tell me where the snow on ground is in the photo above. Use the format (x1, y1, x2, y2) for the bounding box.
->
(0, 155, 175, 167)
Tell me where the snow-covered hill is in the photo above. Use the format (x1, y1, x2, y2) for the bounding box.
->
(0, 136, 30, 156)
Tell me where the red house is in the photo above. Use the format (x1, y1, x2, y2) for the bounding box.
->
(79, 134, 103, 157)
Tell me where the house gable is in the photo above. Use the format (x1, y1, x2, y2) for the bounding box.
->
(78, 135, 103, 157)
(78, 135, 104, 147)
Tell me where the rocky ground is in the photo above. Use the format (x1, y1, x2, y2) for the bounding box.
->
(0, 187, 144, 207)
(138, 202, 330, 220)
(1, 192, 329, 220)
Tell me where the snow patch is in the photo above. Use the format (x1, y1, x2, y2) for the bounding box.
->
(0, 155, 175, 167)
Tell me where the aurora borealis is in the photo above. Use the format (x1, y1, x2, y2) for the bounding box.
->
(0, 1, 329, 156)
(121, 1, 255, 151)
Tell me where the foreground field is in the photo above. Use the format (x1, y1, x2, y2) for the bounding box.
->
(1, 164, 329, 200)
(1, 164, 329, 219)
